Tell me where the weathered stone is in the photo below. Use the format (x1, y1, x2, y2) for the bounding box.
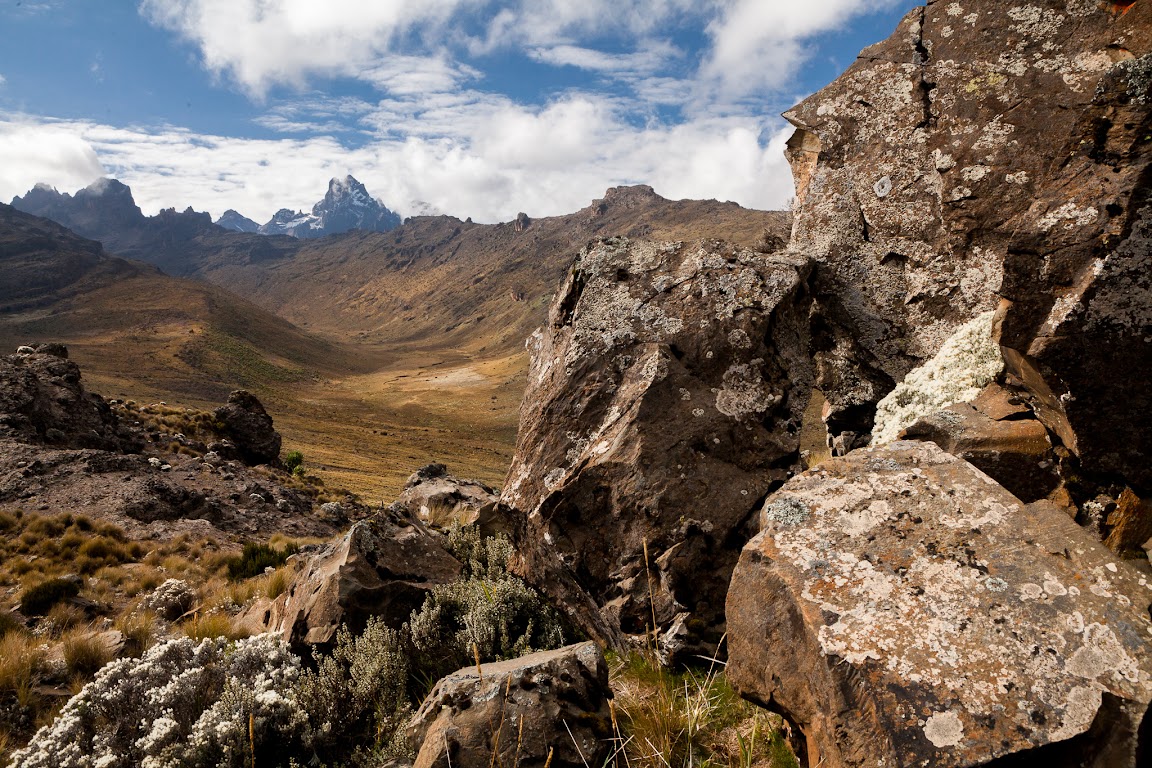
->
(784, 1, 1152, 494)
(728, 441, 1152, 768)
(900, 401, 1058, 502)
(248, 510, 462, 647)
(396, 463, 501, 532)
(501, 237, 813, 658)
(1104, 488, 1152, 559)
(405, 642, 613, 768)
(212, 390, 281, 466)
(0, 348, 141, 452)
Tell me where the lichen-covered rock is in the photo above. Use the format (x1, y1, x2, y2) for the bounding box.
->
(212, 390, 281, 466)
(248, 510, 462, 648)
(727, 441, 1152, 768)
(785, 1, 1152, 494)
(899, 391, 1059, 503)
(501, 237, 813, 657)
(395, 463, 500, 531)
(0, 348, 141, 452)
(405, 642, 612, 768)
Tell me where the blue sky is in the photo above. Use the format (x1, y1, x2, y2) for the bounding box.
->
(0, 0, 918, 223)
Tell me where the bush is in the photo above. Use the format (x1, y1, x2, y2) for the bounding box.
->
(406, 527, 565, 682)
(296, 617, 411, 765)
(226, 542, 299, 581)
(8, 635, 306, 768)
(282, 450, 304, 473)
(18, 577, 81, 616)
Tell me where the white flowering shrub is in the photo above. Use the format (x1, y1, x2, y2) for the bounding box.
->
(408, 526, 565, 681)
(872, 311, 1003, 444)
(9, 634, 305, 768)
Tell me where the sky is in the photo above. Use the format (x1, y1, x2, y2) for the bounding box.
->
(0, 0, 919, 224)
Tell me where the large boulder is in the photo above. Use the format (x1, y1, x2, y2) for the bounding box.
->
(405, 642, 613, 768)
(784, 1, 1152, 494)
(0, 346, 140, 451)
(727, 441, 1152, 768)
(501, 237, 813, 658)
(212, 390, 281, 466)
(395, 463, 502, 533)
(245, 510, 462, 647)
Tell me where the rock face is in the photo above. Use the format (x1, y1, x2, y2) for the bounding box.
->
(250, 511, 462, 647)
(899, 383, 1059, 503)
(405, 642, 613, 768)
(215, 209, 259, 233)
(785, 1, 1152, 495)
(212, 390, 281, 466)
(727, 441, 1152, 768)
(0, 346, 140, 452)
(394, 463, 500, 531)
(501, 237, 813, 657)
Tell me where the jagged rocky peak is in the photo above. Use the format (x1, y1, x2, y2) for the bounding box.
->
(215, 208, 260, 233)
(257, 175, 401, 238)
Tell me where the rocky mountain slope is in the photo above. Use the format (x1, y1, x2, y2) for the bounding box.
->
(254, 175, 401, 238)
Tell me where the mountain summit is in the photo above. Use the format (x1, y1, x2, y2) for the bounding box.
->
(257, 175, 401, 239)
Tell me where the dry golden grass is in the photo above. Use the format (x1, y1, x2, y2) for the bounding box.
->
(61, 628, 114, 681)
(182, 612, 248, 642)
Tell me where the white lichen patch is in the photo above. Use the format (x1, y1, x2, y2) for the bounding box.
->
(924, 711, 965, 748)
(873, 311, 1003, 444)
(715, 361, 779, 419)
(1037, 202, 1098, 231)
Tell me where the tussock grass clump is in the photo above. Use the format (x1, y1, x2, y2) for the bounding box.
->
(61, 629, 113, 681)
(18, 578, 80, 617)
(608, 650, 799, 768)
(226, 541, 299, 581)
(181, 611, 248, 642)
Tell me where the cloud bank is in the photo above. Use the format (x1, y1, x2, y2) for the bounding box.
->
(1, 0, 906, 222)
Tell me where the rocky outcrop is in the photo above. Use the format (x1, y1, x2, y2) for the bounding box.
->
(248, 510, 462, 647)
(502, 237, 813, 658)
(405, 642, 613, 768)
(899, 383, 1059, 503)
(784, 1, 1152, 496)
(727, 441, 1152, 768)
(0, 346, 141, 452)
(394, 463, 501, 532)
(212, 390, 281, 466)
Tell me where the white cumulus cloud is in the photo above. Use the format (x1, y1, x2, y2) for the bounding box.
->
(0, 121, 105, 201)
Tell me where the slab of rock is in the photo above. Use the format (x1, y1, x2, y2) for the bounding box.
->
(395, 463, 501, 532)
(212, 390, 281, 466)
(727, 441, 1152, 768)
(501, 237, 813, 658)
(899, 400, 1058, 502)
(405, 642, 612, 768)
(783, 0, 1152, 494)
(246, 510, 462, 647)
(1104, 488, 1152, 559)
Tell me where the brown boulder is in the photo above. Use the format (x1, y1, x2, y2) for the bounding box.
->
(783, 1, 1152, 494)
(246, 510, 462, 647)
(727, 441, 1152, 768)
(405, 642, 613, 768)
(501, 237, 813, 658)
(899, 395, 1059, 502)
(212, 390, 281, 466)
(395, 463, 502, 533)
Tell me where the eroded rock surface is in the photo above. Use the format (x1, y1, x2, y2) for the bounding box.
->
(394, 463, 501, 533)
(786, 1, 1152, 494)
(0, 347, 141, 452)
(405, 642, 612, 768)
(212, 390, 281, 466)
(249, 510, 462, 647)
(728, 441, 1152, 768)
(501, 237, 813, 657)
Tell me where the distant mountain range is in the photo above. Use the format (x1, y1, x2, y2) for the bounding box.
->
(237, 176, 402, 238)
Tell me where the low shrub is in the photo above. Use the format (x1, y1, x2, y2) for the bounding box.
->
(8, 634, 306, 768)
(282, 450, 304, 473)
(18, 577, 80, 617)
(226, 542, 299, 581)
